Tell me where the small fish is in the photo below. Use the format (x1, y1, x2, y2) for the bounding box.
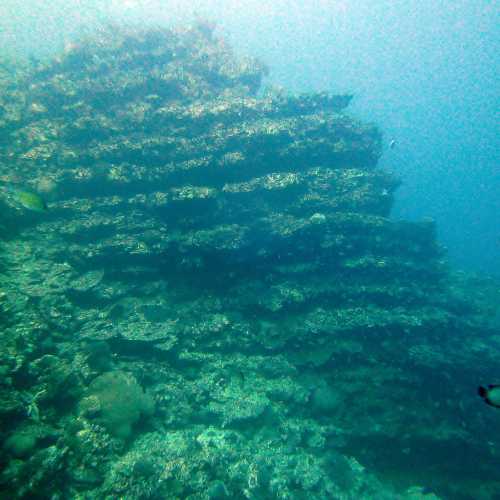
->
(5, 186, 48, 212)
(389, 139, 397, 149)
(478, 385, 500, 408)
(225, 370, 246, 388)
(235, 370, 246, 388)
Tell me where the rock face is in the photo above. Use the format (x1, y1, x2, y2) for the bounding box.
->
(0, 24, 499, 499)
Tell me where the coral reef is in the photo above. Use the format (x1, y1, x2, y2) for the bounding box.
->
(0, 23, 499, 499)
(79, 370, 154, 438)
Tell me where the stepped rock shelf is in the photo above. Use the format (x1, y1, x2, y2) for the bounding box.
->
(0, 25, 499, 499)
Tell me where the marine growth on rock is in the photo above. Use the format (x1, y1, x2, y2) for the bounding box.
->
(0, 24, 498, 500)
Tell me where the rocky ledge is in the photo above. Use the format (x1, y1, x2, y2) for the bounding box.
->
(0, 24, 499, 500)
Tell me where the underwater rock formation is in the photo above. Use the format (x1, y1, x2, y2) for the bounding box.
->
(0, 24, 499, 499)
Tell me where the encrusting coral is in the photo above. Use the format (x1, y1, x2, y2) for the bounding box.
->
(0, 23, 499, 500)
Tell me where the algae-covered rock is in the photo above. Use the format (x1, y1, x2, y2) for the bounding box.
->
(79, 370, 154, 438)
(0, 23, 496, 500)
(4, 431, 38, 458)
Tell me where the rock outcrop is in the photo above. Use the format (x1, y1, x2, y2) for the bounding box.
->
(0, 24, 498, 499)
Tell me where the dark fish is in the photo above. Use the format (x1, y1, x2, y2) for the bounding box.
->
(478, 385, 500, 408)
(233, 370, 245, 388)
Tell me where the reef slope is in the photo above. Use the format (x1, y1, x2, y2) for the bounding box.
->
(0, 25, 499, 499)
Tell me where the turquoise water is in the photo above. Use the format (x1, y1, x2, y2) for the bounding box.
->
(0, 4, 499, 499)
